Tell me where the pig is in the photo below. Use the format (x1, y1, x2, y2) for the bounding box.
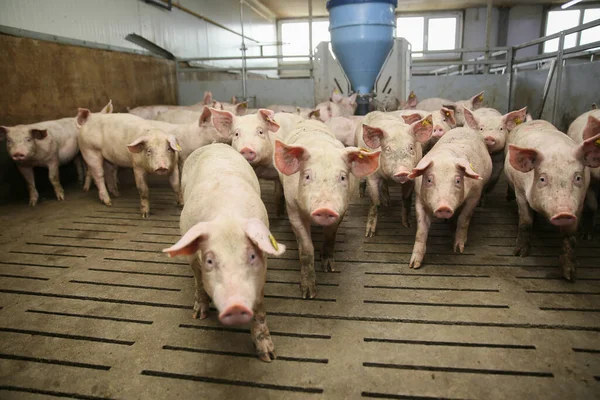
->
(567, 110, 600, 239)
(417, 91, 484, 127)
(400, 91, 418, 110)
(128, 91, 213, 120)
(357, 112, 434, 236)
(315, 91, 358, 121)
(266, 105, 316, 119)
(274, 121, 380, 298)
(209, 108, 304, 216)
(162, 143, 285, 362)
(0, 100, 113, 206)
(77, 111, 182, 218)
(216, 101, 248, 116)
(156, 102, 248, 124)
(325, 116, 364, 147)
(409, 127, 492, 269)
(505, 120, 600, 281)
(463, 107, 528, 200)
(390, 107, 457, 153)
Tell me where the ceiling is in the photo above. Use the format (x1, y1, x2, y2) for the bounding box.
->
(257, 0, 567, 18)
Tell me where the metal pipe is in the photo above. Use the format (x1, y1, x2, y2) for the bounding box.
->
(308, 0, 314, 80)
(538, 58, 556, 119)
(174, 57, 181, 105)
(513, 18, 600, 50)
(506, 47, 514, 112)
(240, 1, 248, 100)
(552, 32, 565, 126)
(180, 54, 320, 61)
(179, 65, 314, 72)
(484, 0, 493, 74)
(514, 40, 600, 64)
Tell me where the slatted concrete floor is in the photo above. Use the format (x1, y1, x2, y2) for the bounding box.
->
(0, 178, 599, 399)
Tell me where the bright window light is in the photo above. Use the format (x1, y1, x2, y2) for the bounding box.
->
(580, 8, 600, 45)
(397, 16, 424, 55)
(281, 21, 330, 62)
(544, 10, 580, 52)
(428, 17, 457, 51)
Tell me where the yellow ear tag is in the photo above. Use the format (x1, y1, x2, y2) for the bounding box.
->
(359, 147, 371, 153)
(422, 119, 431, 126)
(470, 163, 477, 173)
(240, 103, 247, 108)
(269, 234, 278, 251)
(409, 93, 415, 98)
(445, 112, 451, 117)
(176, 144, 182, 151)
(595, 139, 600, 147)
(478, 95, 484, 101)
(515, 118, 523, 126)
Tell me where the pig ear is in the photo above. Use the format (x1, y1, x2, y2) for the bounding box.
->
(209, 108, 234, 137)
(592, 103, 597, 110)
(308, 109, 321, 120)
(244, 218, 286, 256)
(231, 96, 237, 104)
(442, 104, 456, 112)
(30, 129, 48, 140)
(575, 132, 600, 168)
(410, 115, 434, 143)
(582, 115, 600, 141)
(212, 100, 224, 110)
(163, 221, 211, 257)
(362, 124, 386, 149)
(441, 107, 456, 127)
(258, 109, 280, 132)
(236, 102, 248, 116)
(456, 159, 482, 180)
(401, 113, 422, 125)
(331, 92, 343, 103)
(463, 108, 480, 130)
(77, 108, 91, 127)
(343, 148, 381, 178)
(274, 140, 310, 176)
(471, 91, 484, 110)
(504, 107, 527, 131)
(347, 93, 357, 105)
(409, 158, 433, 179)
(168, 135, 181, 152)
(203, 91, 213, 105)
(407, 91, 418, 108)
(100, 99, 113, 114)
(127, 136, 149, 153)
(199, 106, 212, 125)
(508, 144, 543, 173)
(526, 114, 533, 122)
(0, 126, 8, 140)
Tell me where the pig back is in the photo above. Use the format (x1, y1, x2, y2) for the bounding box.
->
(180, 143, 266, 234)
(567, 110, 600, 182)
(416, 98, 452, 112)
(156, 109, 201, 124)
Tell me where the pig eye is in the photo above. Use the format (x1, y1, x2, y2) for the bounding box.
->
(479, 127, 484, 131)
(258, 128, 264, 135)
(500, 127, 503, 131)
(26, 138, 32, 142)
(340, 172, 347, 182)
(538, 173, 548, 186)
(146, 149, 152, 155)
(455, 176, 462, 185)
(167, 145, 174, 152)
(234, 130, 240, 138)
(408, 144, 414, 154)
(574, 173, 583, 184)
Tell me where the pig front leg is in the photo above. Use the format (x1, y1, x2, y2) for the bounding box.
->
(251, 300, 276, 362)
(169, 165, 184, 207)
(47, 161, 65, 201)
(365, 175, 382, 237)
(359, 179, 367, 198)
(82, 150, 112, 206)
(274, 179, 285, 217)
(17, 165, 39, 206)
(401, 181, 414, 228)
(190, 257, 210, 319)
(454, 195, 479, 253)
(322, 219, 341, 272)
(74, 155, 86, 186)
(83, 169, 92, 192)
(381, 181, 391, 207)
(409, 197, 431, 269)
(133, 167, 150, 218)
(581, 188, 597, 240)
(104, 162, 120, 197)
(288, 207, 316, 299)
(560, 224, 578, 282)
(513, 191, 534, 257)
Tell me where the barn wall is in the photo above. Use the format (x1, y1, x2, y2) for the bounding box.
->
(0, 33, 177, 205)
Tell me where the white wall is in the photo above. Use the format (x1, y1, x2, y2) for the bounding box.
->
(507, 5, 544, 58)
(0, 0, 277, 70)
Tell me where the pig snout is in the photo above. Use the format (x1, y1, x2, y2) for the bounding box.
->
(393, 168, 412, 184)
(433, 125, 446, 138)
(550, 212, 578, 227)
(240, 147, 257, 162)
(311, 208, 340, 226)
(434, 205, 454, 219)
(219, 303, 254, 325)
(485, 136, 496, 147)
(11, 152, 26, 161)
(155, 162, 169, 175)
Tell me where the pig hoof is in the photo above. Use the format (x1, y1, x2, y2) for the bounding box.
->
(83, 183, 91, 192)
(300, 282, 317, 299)
(141, 212, 149, 218)
(453, 242, 465, 254)
(580, 232, 593, 241)
(409, 255, 423, 269)
(513, 245, 530, 257)
(365, 227, 376, 238)
(402, 220, 411, 228)
(258, 351, 276, 363)
(56, 193, 65, 201)
(110, 189, 120, 198)
(29, 198, 39, 207)
(322, 258, 336, 272)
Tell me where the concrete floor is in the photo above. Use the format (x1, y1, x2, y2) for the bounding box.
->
(0, 177, 598, 399)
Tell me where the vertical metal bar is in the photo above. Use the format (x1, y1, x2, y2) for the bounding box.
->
(538, 58, 556, 120)
(239, 0, 248, 100)
(174, 57, 181, 105)
(552, 31, 565, 126)
(484, 0, 493, 74)
(506, 47, 513, 112)
(308, 0, 314, 80)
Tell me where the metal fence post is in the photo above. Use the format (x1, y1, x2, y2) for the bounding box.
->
(239, 1, 248, 100)
(506, 47, 514, 112)
(551, 31, 565, 127)
(174, 57, 181, 105)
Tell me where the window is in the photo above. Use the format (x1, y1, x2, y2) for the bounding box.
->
(397, 13, 461, 57)
(280, 20, 330, 62)
(543, 7, 600, 53)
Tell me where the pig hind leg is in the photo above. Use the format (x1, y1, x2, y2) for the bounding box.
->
(322, 219, 341, 272)
(289, 208, 316, 299)
(82, 149, 112, 206)
(251, 300, 276, 362)
(559, 227, 577, 282)
(581, 188, 598, 240)
(365, 176, 382, 237)
(513, 191, 534, 257)
(409, 197, 432, 269)
(104, 161, 120, 197)
(454, 195, 479, 253)
(74, 154, 86, 186)
(17, 165, 39, 206)
(190, 257, 210, 319)
(169, 165, 183, 207)
(133, 167, 150, 218)
(401, 181, 414, 228)
(47, 161, 65, 201)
